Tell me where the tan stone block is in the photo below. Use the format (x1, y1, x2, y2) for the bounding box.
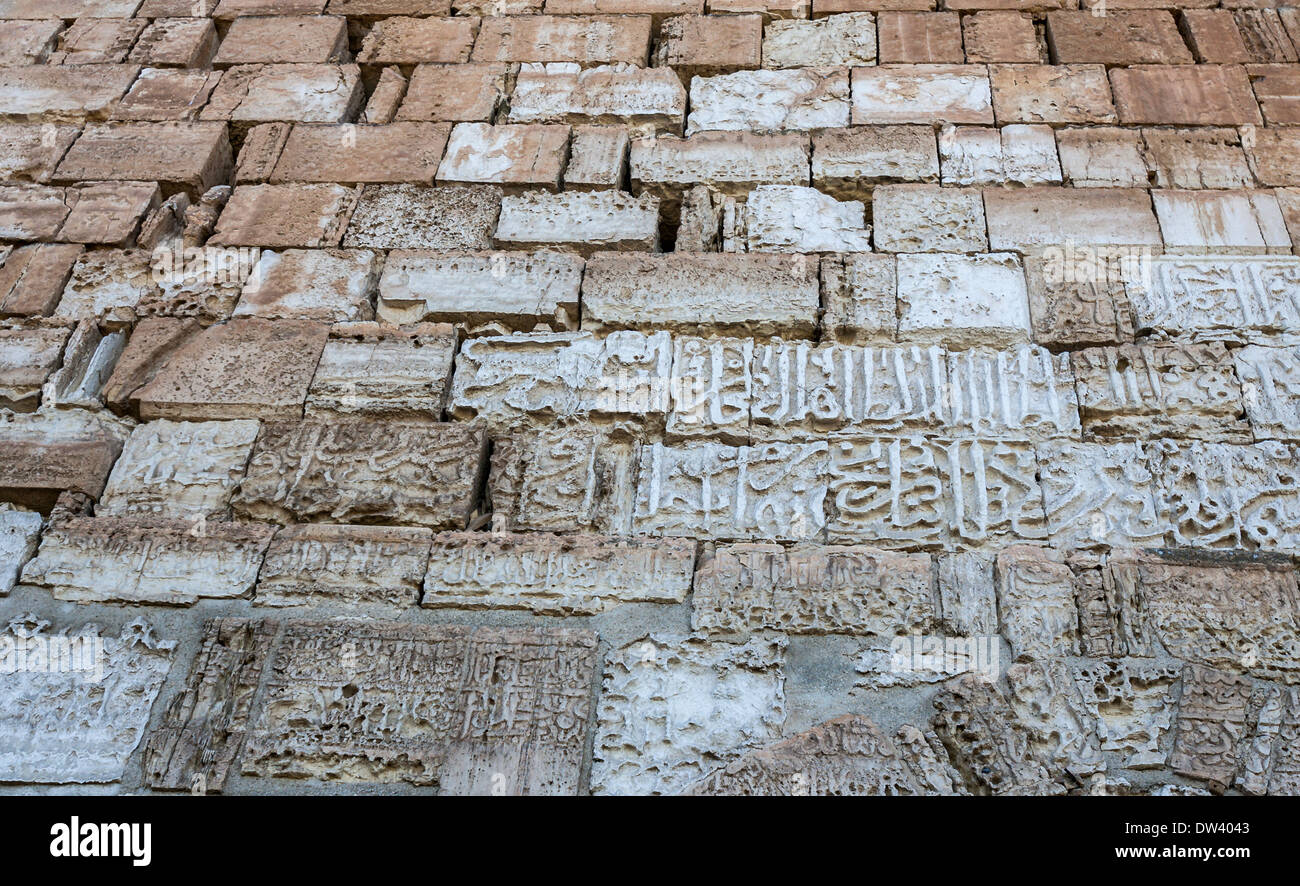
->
(213, 15, 349, 66)
(270, 122, 449, 184)
(53, 122, 232, 193)
(989, 64, 1117, 124)
(0, 123, 80, 184)
(471, 15, 652, 65)
(210, 183, 359, 248)
(234, 249, 380, 322)
(656, 13, 762, 79)
(1111, 65, 1263, 126)
(394, 63, 509, 122)
(1247, 64, 1300, 126)
(0, 20, 63, 66)
(200, 64, 365, 125)
(304, 322, 457, 421)
(0, 244, 84, 317)
(1046, 10, 1193, 65)
(437, 123, 569, 188)
(111, 68, 224, 122)
(357, 16, 477, 65)
(129, 18, 220, 68)
(984, 187, 1162, 251)
(0, 65, 140, 123)
(51, 17, 147, 65)
(256, 524, 432, 611)
(565, 125, 629, 190)
(877, 12, 963, 64)
(342, 183, 502, 249)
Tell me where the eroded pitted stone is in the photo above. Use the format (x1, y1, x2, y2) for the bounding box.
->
(593, 633, 786, 795)
(233, 420, 488, 528)
(241, 621, 600, 794)
(0, 616, 175, 784)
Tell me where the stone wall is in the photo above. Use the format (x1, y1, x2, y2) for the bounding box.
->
(1, 0, 1299, 796)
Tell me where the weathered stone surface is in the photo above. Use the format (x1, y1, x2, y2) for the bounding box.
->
(342, 184, 501, 250)
(0, 244, 84, 317)
(687, 68, 850, 134)
(471, 14, 652, 65)
(129, 17, 219, 68)
(395, 63, 509, 122)
(693, 543, 936, 635)
(97, 419, 259, 521)
(1170, 665, 1254, 791)
(1071, 343, 1248, 441)
(1110, 65, 1263, 126)
(989, 64, 1116, 124)
(739, 185, 870, 254)
(1024, 250, 1136, 348)
(423, 531, 694, 614)
(1249, 64, 1300, 127)
(984, 188, 1162, 251)
(850, 65, 993, 125)
(1235, 345, 1300, 441)
(0, 65, 140, 123)
(132, 318, 328, 421)
(764, 14, 876, 67)
(820, 253, 896, 344)
(1128, 256, 1300, 342)
(1036, 440, 1169, 549)
(633, 440, 828, 540)
(1055, 127, 1148, 189)
(270, 123, 449, 184)
(682, 715, 958, 795)
(945, 346, 1080, 439)
(55, 249, 157, 326)
(994, 545, 1078, 660)
(0, 508, 42, 595)
(593, 634, 786, 795)
(939, 124, 1061, 186)
(213, 15, 350, 66)
(825, 436, 1047, 549)
(629, 131, 810, 196)
(234, 249, 379, 322)
(0, 19, 63, 66)
(210, 183, 359, 248)
(896, 253, 1030, 348)
(0, 414, 125, 510)
(509, 63, 687, 131)
(656, 13, 761, 81)
(255, 524, 432, 611)
(451, 330, 671, 423)
(0, 123, 80, 184)
(21, 516, 274, 604)
(0, 616, 175, 784)
(376, 250, 581, 329)
(356, 15, 475, 64)
(1046, 10, 1192, 65)
(963, 11, 1040, 64)
(101, 317, 200, 413)
(873, 183, 985, 252)
(1153, 190, 1292, 254)
(811, 125, 938, 198)
(233, 420, 487, 528)
(0, 326, 69, 412)
(494, 190, 660, 255)
(565, 125, 629, 190)
(1142, 128, 1252, 191)
(931, 675, 1062, 795)
(436, 123, 569, 189)
(142, 618, 276, 793)
(1150, 440, 1300, 553)
(1246, 128, 1300, 189)
(1109, 549, 1300, 683)
(305, 322, 456, 421)
(241, 621, 599, 794)
(581, 252, 819, 336)
(201, 64, 365, 126)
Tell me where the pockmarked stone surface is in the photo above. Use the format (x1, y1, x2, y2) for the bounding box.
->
(0, 616, 175, 784)
(2, 0, 1299, 799)
(241, 621, 600, 794)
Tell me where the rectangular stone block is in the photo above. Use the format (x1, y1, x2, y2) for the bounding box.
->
(357, 16, 476, 65)
(437, 122, 569, 189)
(0, 418, 124, 510)
(897, 252, 1031, 348)
(270, 123, 450, 184)
(0, 326, 69, 412)
(850, 65, 993, 125)
(1046, 10, 1192, 65)
(874, 183, 985, 252)
(423, 531, 695, 614)
(1235, 345, 1300, 441)
(812, 125, 938, 199)
(494, 190, 660, 255)
(21, 516, 274, 604)
(1024, 251, 1136, 348)
(241, 621, 600, 794)
(1128, 255, 1300, 342)
(129, 17, 220, 68)
(305, 322, 457, 421)
(0, 244, 84, 317)
(395, 63, 509, 122)
(945, 346, 1080, 439)
(450, 330, 672, 423)
(984, 188, 1162, 251)
(1248, 64, 1300, 126)
(255, 524, 432, 611)
(633, 440, 829, 540)
(97, 419, 261, 520)
(693, 543, 937, 635)
(1142, 128, 1252, 190)
(0, 509, 42, 595)
(1055, 127, 1147, 188)
(509, 63, 687, 132)
(376, 250, 581, 328)
(1110, 65, 1263, 126)
(201, 64, 365, 126)
(764, 13, 876, 66)
(819, 253, 897, 344)
(688, 67, 850, 134)
(471, 15, 653, 65)
(0, 65, 140, 123)
(213, 14, 350, 66)
(142, 618, 275, 793)
(825, 435, 1046, 549)
(739, 184, 870, 253)
(656, 13, 762, 79)
(581, 252, 819, 336)
(994, 545, 1080, 660)
(1036, 440, 1168, 549)
(0, 618, 174, 784)
(210, 183, 359, 248)
(989, 64, 1117, 125)
(132, 318, 328, 421)
(565, 125, 629, 190)
(1071, 343, 1248, 441)
(342, 184, 501, 250)
(233, 249, 379, 323)
(939, 124, 1061, 187)
(233, 420, 488, 528)
(629, 131, 810, 196)
(1153, 190, 1292, 254)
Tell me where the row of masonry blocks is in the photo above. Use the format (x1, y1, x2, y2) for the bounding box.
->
(5, 558, 1297, 795)
(3, 7, 1300, 70)
(1, 58, 1298, 130)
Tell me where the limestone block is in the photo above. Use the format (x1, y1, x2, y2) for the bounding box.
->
(1235, 345, 1300, 441)
(493, 190, 660, 255)
(687, 67, 850, 134)
(741, 185, 871, 253)
(763, 14, 877, 67)
(305, 323, 456, 421)
(1128, 255, 1300, 343)
(342, 184, 501, 250)
(0, 508, 42, 595)
(896, 252, 1032, 349)
(851, 65, 993, 125)
(508, 63, 687, 132)
(1035, 440, 1170, 549)
(872, 183, 986, 252)
(234, 249, 380, 322)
